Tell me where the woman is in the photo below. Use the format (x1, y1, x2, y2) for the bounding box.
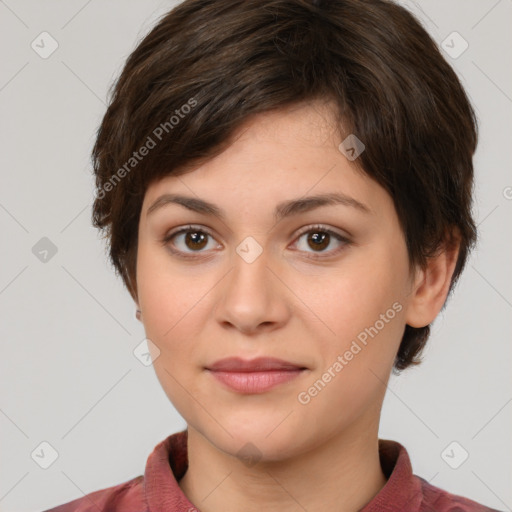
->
(44, 0, 502, 510)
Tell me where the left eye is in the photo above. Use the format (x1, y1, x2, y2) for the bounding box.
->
(292, 226, 349, 257)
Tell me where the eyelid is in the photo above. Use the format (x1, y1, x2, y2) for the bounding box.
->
(164, 223, 215, 239)
(293, 223, 350, 240)
(163, 223, 349, 241)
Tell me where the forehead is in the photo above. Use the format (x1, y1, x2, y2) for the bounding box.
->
(141, 101, 392, 221)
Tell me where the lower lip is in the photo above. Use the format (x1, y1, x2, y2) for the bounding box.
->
(207, 369, 304, 393)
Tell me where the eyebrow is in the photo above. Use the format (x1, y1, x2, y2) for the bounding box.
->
(147, 192, 371, 222)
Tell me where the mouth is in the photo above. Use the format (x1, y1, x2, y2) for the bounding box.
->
(205, 357, 308, 394)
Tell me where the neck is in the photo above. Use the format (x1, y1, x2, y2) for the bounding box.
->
(178, 419, 387, 512)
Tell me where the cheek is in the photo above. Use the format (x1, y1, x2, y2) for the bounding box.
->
(136, 243, 211, 410)
(320, 252, 407, 335)
(136, 240, 207, 338)
(296, 275, 406, 426)
(307, 244, 409, 387)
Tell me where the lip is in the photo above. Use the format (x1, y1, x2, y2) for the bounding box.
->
(205, 357, 307, 394)
(206, 357, 306, 372)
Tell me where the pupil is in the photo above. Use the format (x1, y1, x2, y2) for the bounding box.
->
(186, 231, 207, 250)
(309, 232, 329, 250)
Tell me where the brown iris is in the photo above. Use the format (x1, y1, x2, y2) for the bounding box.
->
(185, 231, 208, 251)
(307, 231, 329, 251)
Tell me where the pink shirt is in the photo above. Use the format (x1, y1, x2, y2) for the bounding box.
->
(43, 429, 502, 511)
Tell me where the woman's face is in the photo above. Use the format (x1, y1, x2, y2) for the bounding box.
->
(136, 100, 417, 461)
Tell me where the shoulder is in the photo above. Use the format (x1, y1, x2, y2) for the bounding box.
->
(417, 476, 503, 512)
(42, 474, 145, 512)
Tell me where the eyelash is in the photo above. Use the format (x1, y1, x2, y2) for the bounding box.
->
(161, 224, 351, 261)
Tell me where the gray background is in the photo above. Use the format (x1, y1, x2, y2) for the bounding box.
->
(0, 1, 510, 511)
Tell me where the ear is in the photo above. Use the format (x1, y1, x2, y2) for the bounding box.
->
(405, 236, 460, 328)
(126, 273, 142, 321)
(130, 285, 142, 322)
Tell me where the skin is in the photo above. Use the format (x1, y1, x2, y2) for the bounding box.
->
(133, 99, 459, 512)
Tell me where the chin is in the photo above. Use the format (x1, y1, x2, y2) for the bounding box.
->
(200, 419, 308, 464)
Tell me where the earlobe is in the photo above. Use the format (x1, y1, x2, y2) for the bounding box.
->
(134, 297, 142, 322)
(405, 240, 460, 328)
(130, 277, 142, 321)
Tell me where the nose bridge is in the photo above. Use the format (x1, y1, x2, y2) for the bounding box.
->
(215, 236, 288, 332)
(233, 237, 270, 287)
(229, 236, 273, 304)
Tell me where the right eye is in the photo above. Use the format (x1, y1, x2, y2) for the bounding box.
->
(161, 225, 222, 259)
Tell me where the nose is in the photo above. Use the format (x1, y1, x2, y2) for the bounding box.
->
(214, 244, 291, 335)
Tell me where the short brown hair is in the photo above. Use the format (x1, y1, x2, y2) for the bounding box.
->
(91, 0, 478, 372)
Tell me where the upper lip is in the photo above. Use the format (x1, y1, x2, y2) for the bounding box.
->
(206, 357, 306, 372)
